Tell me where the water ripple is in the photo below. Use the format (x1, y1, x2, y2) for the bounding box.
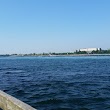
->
(0, 57, 110, 110)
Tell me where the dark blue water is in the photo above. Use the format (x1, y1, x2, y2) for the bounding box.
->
(0, 56, 110, 110)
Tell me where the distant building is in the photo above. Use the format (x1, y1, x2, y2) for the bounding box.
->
(79, 48, 101, 53)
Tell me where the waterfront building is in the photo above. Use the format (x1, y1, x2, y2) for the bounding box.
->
(79, 48, 101, 53)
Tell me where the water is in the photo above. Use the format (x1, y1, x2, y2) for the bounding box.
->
(0, 56, 110, 110)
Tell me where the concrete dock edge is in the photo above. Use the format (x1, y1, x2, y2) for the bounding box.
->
(0, 90, 37, 110)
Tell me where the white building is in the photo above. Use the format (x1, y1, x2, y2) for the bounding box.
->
(79, 48, 101, 53)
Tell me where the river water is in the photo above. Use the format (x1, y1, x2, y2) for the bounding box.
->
(0, 56, 110, 110)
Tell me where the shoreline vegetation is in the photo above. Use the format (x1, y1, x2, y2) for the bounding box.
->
(0, 49, 110, 57)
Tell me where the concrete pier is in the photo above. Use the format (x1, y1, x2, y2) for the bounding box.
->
(0, 90, 36, 110)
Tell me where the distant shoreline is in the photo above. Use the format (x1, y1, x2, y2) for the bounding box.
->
(1, 54, 110, 57)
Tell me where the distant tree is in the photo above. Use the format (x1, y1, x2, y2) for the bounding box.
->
(107, 49, 110, 53)
(74, 50, 87, 54)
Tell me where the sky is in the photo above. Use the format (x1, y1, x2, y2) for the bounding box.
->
(0, 0, 110, 54)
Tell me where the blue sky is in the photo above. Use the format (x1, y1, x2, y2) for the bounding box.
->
(0, 0, 110, 54)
